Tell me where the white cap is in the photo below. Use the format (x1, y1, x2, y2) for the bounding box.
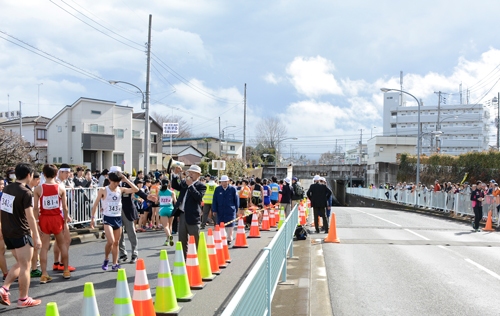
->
(284, 178, 291, 184)
(313, 175, 320, 181)
(110, 166, 122, 173)
(320, 177, 326, 182)
(187, 165, 202, 174)
(220, 175, 229, 182)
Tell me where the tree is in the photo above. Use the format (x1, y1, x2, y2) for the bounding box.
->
(0, 130, 34, 173)
(254, 117, 288, 150)
(150, 111, 192, 138)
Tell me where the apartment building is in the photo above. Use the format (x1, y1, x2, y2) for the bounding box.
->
(47, 97, 162, 173)
(163, 136, 243, 159)
(382, 92, 489, 155)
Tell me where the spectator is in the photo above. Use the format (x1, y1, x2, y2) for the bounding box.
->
(280, 178, 293, 217)
(212, 175, 239, 244)
(307, 175, 332, 234)
(99, 169, 109, 187)
(434, 180, 441, 192)
(470, 181, 484, 232)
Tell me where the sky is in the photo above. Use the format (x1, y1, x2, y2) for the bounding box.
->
(2, 0, 500, 159)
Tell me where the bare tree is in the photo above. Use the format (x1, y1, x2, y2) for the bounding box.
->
(0, 130, 34, 173)
(254, 117, 288, 151)
(151, 111, 192, 138)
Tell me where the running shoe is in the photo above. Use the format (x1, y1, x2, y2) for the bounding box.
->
(164, 238, 169, 246)
(30, 269, 42, 278)
(40, 275, 52, 284)
(472, 220, 477, 230)
(36, 260, 40, 268)
(0, 287, 10, 306)
(130, 256, 137, 263)
(17, 297, 41, 308)
(52, 263, 59, 271)
(58, 264, 76, 272)
(102, 259, 109, 271)
(63, 270, 71, 279)
(118, 256, 128, 263)
(101, 231, 106, 239)
(111, 264, 122, 271)
(169, 235, 174, 246)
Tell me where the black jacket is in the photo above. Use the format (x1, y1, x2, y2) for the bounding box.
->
(280, 184, 293, 204)
(307, 183, 332, 208)
(121, 182, 148, 221)
(172, 175, 207, 225)
(292, 183, 303, 200)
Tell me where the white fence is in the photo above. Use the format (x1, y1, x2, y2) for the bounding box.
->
(65, 188, 102, 225)
(347, 187, 499, 224)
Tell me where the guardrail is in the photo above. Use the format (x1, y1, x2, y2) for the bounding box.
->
(65, 187, 102, 225)
(347, 187, 499, 224)
(221, 204, 300, 316)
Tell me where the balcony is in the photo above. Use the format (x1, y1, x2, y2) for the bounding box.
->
(81, 133, 115, 150)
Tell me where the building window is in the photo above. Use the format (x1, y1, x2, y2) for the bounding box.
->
(36, 129, 47, 140)
(150, 133, 157, 143)
(90, 124, 104, 133)
(114, 129, 124, 138)
(57, 126, 62, 132)
(72, 126, 76, 132)
(113, 153, 124, 166)
(391, 124, 396, 128)
(91, 110, 101, 115)
(197, 143, 211, 149)
(132, 130, 141, 138)
(58, 157, 62, 163)
(150, 156, 157, 165)
(387, 97, 393, 99)
(53, 157, 57, 163)
(230, 145, 235, 151)
(391, 112, 397, 117)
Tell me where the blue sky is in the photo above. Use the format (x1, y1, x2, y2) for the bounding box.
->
(2, 0, 500, 158)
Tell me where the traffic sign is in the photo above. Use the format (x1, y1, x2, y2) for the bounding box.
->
(121, 160, 125, 165)
(212, 160, 226, 170)
(163, 123, 179, 135)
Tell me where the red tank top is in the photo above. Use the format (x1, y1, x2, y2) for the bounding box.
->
(40, 184, 62, 216)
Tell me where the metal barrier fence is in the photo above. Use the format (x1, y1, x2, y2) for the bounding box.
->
(347, 187, 499, 224)
(221, 204, 300, 316)
(65, 188, 102, 225)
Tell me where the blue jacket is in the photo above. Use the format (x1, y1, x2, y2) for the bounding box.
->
(212, 185, 239, 227)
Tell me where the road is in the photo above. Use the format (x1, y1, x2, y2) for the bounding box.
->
(322, 206, 500, 316)
(0, 226, 280, 315)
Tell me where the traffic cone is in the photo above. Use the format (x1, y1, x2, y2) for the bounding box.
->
(278, 208, 285, 229)
(248, 212, 261, 238)
(186, 235, 205, 289)
(214, 225, 228, 268)
(483, 210, 495, 231)
(198, 232, 216, 281)
(207, 229, 221, 274)
(114, 269, 134, 316)
(81, 282, 100, 316)
(318, 216, 323, 228)
(261, 209, 270, 231)
(299, 205, 306, 225)
(324, 213, 340, 243)
(155, 250, 182, 315)
(269, 207, 277, 228)
(46, 302, 60, 316)
(233, 217, 249, 248)
(172, 242, 195, 302)
(220, 223, 232, 263)
(132, 259, 155, 316)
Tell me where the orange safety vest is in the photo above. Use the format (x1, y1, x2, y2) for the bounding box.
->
(239, 186, 251, 199)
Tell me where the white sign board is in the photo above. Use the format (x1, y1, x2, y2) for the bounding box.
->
(163, 123, 179, 135)
(212, 160, 226, 170)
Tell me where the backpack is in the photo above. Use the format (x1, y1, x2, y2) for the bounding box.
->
(294, 225, 308, 240)
(294, 184, 304, 197)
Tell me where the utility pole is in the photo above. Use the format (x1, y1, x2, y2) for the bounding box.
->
(359, 129, 363, 164)
(144, 14, 152, 174)
(218, 117, 221, 158)
(19, 101, 22, 137)
(243, 83, 247, 163)
(497, 92, 499, 150)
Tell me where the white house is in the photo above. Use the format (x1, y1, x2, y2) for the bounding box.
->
(163, 136, 243, 159)
(0, 116, 50, 163)
(46, 97, 162, 174)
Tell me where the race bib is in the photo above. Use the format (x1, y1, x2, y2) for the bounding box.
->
(160, 196, 172, 206)
(263, 190, 268, 197)
(107, 201, 121, 216)
(253, 191, 261, 197)
(0, 193, 15, 214)
(43, 195, 60, 210)
(272, 187, 279, 193)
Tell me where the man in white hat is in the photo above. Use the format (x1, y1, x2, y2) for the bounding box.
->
(307, 174, 332, 234)
(212, 175, 239, 244)
(171, 165, 206, 259)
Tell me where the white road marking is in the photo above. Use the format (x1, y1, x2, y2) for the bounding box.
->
(464, 258, 500, 281)
(354, 208, 402, 227)
(404, 228, 430, 240)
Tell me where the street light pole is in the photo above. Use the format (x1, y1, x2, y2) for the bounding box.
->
(221, 125, 237, 157)
(275, 137, 298, 167)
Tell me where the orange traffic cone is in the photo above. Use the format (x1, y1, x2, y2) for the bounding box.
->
(248, 211, 261, 238)
(261, 209, 270, 231)
(207, 229, 221, 274)
(219, 223, 232, 263)
(132, 259, 155, 316)
(299, 205, 306, 225)
(214, 225, 227, 268)
(269, 207, 277, 228)
(232, 217, 248, 248)
(318, 216, 323, 228)
(324, 213, 340, 243)
(483, 211, 495, 231)
(186, 235, 205, 289)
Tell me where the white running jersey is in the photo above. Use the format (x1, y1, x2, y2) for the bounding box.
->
(101, 186, 122, 217)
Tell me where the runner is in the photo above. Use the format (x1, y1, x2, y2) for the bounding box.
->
(262, 179, 272, 208)
(0, 163, 42, 308)
(269, 176, 280, 206)
(26, 174, 42, 278)
(33, 164, 71, 283)
(158, 179, 176, 246)
(150, 179, 161, 230)
(0, 178, 8, 280)
(140, 178, 152, 230)
(238, 179, 251, 218)
(90, 167, 139, 271)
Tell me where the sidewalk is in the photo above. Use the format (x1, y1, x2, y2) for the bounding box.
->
(271, 213, 333, 316)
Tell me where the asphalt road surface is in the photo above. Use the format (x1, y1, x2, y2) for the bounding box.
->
(323, 206, 500, 316)
(0, 225, 280, 315)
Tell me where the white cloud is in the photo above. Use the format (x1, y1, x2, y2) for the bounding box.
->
(263, 73, 282, 84)
(286, 56, 343, 97)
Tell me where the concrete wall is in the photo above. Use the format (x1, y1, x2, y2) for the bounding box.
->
(367, 162, 399, 187)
